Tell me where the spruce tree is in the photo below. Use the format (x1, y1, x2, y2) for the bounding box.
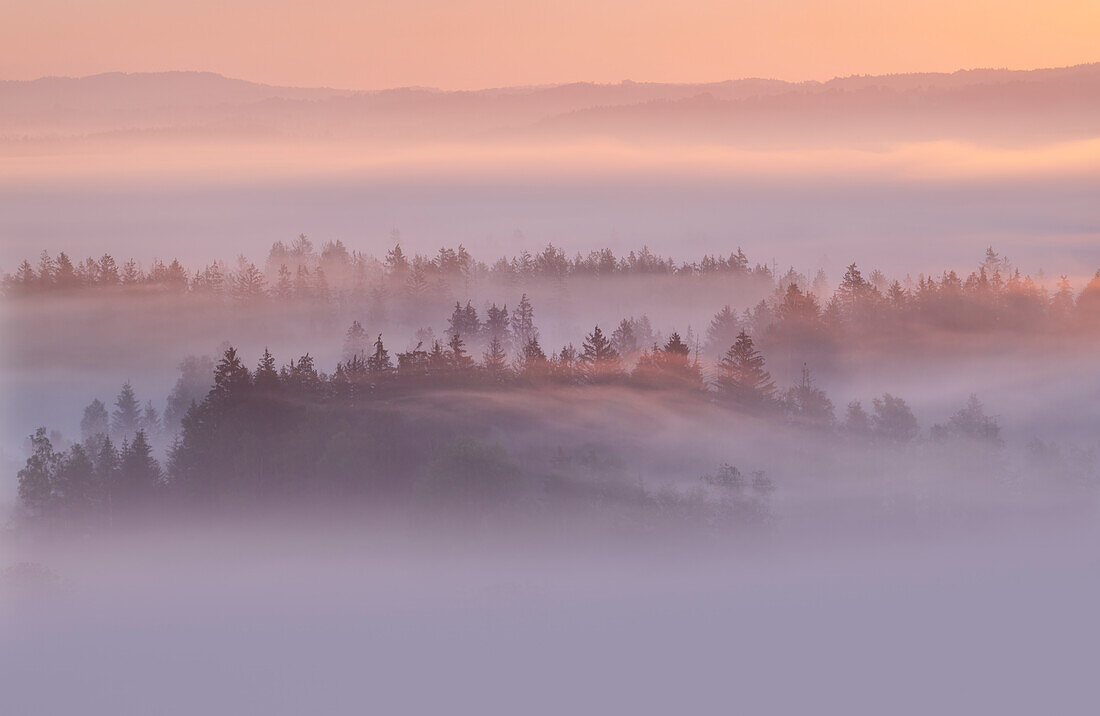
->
(484, 303, 511, 350)
(111, 382, 142, 439)
(781, 364, 835, 427)
(580, 325, 624, 383)
(96, 435, 119, 511)
(55, 444, 96, 513)
(9, 260, 37, 293)
(55, 252, 79, 288)
(517, 336, 549, 380)
(343, 320, 369, 362)
(611, 319, 638, 357)
(427, 341, 449, 375)
(367, 334, 394, 376)
(254, 348, 280, 391)
(165, 355, 215, 431)
(211, 347, 251, 403)
(118, 430, 162, 500)
(447, 333, 475, 374)
(274, 264, 293, 300)
(659, 332, 703, 390)
(511, 294, 537, 347)
(714, 331, 776, 410)
(551, 344, 581, 384)
(233, 260, 267, 300)
(482, 335, 510, 380)
(98, 254, 121, 285)
(705, 305, 741, 356)
(385, 242, 409, 277)
(405, 264, 429, 298)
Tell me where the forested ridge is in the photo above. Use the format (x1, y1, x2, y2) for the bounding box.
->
(9, 240, 1099, 529)
(16, 295, 1096, 528)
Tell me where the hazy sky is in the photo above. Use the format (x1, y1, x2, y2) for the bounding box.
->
(4, 0, 1099, 89)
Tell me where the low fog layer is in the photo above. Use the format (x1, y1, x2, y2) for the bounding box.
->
(3, 504, 1099, 715)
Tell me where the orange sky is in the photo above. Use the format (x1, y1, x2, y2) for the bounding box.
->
(4, 0, 1100, 89)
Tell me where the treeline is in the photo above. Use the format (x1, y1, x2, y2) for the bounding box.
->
(2, 235, 769, 298)
(6, 239, 1099, 342)
(19, 310, 1031, 525)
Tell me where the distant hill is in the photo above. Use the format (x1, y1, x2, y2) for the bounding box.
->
(2, 64, 1098, 145)
(0, 71, 350, 110)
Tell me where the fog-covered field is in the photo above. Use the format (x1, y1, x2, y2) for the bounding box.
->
(4, 515, 1100, 715)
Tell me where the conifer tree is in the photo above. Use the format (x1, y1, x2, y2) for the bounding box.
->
(294, 265, 313, 299)
(313, 264, 330, 302)
(37, 250, 58, 286)
(447, 301, 482, 342)
(120, 258, 141, 285)
(232, 260, 266, 300)
(511, 294, 537, 348)
(54, 252, 79, 288)
(55, 444, 96, 513)
(447, 333, 475, 374)
(611, 319, 638, 357)
(484, 303, 511, 351)
(482, 335, 510, 381)
(274, 264, 294, 300)
(94, 435, 120, 521)
(930, 395, 1001, 445)
(141, 401, 162, 441)
(705, 305, 741, 356)
(95, 435, 119, 492)
(98, 254, 121, 285)
(254, 348, 280, 391)
(165, 355, 216, 431)
(18, 428, 59, 514)
(714, 331, 776, 410)
(397, 342, 430, 378)
(81, 399, 110, 445)
(385, 242, 409, 277)
(211, 347, 251, 403)
(551, 344, 581, 384)
(405, 263, 429, 298)
(8, 260, 37, 292)
(517, 336, 549, 380)
(427, 341, 449, 374)
(118, 430, 162, 500)
(367, 334, 394, 376)
(343, 320, 369, 362)
(111, 382, 142, 439)
(580, 325, 624, 383)
(781, 364, 835, 428)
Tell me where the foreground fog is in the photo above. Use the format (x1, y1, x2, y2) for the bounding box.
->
(3, 516, 1100, 715)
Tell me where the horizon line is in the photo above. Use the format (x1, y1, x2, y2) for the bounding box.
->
(4, 60, 1099, 95)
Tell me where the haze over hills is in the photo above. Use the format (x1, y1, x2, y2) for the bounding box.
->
(3, 63, 1099, 145)
(2, 63, 1098, 278)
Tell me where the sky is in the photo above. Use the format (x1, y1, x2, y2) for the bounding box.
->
(4, 0, 1100, 89)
